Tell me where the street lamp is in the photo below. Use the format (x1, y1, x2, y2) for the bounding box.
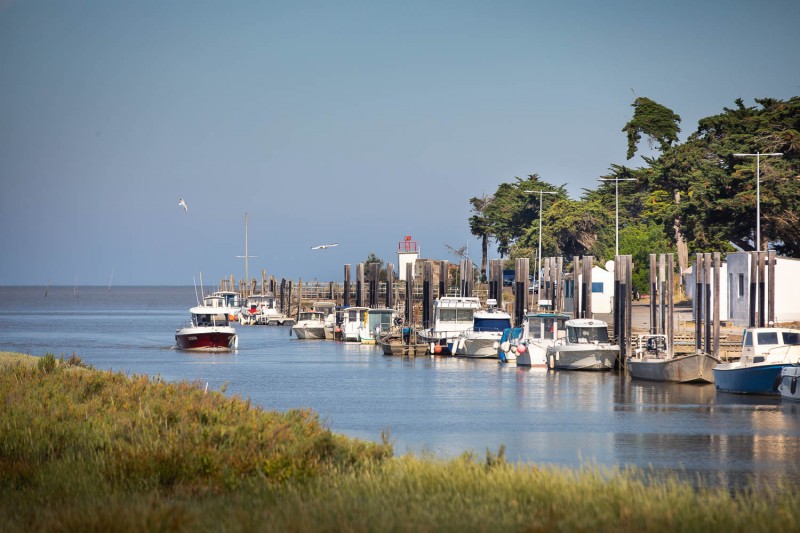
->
(524, 190, 557, 296)
(597, 176, 636, 257)
(733, 152, 783, 252)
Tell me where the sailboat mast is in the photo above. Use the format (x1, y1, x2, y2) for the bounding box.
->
(245, 212, 249, 297)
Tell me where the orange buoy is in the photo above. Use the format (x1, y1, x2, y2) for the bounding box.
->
(434, 345, 443, 354)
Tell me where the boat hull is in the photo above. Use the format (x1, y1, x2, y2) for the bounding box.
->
(175, 327, 237, 351)
(713, 363, 785, 394)
(628, 353, 721, 383)
(379, 337, 429, 356)
(292, 325, 326, 340)
(778, 366, 800, 401)
(456, 336, 501, 358)
(515, 344, 548, 367)
(547, 346, 617, 370)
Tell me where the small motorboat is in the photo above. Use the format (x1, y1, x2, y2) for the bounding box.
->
(452, 300, 512, 359)
(627, 334, 720, 384)
(713, 327, 800, 394)
(291, 311, 327, 340)
(509, 312, 570, 367)
(175, 306, 238, 351)
(546, 318, 619, 371)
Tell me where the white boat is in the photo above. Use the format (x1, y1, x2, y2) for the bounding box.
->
(778, 365, 800, 401)
(292, 311, 327, 340)
(312, 301, 337, 340)
(202, 290, 242, 322)
(239, 293, 296, 326)
(714, 327, 800, 394)
(418, 296, 482, 355)
(175, 306, 238, 351)
(546, 318, 619, 371)
(358, 308, 397, 345)
(508, 312, 570, 367)
(627, 334, 720, 384)
(453, 301, 512, 359)
(337, 306, 368, 342)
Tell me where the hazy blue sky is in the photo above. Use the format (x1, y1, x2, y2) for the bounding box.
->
(1, 0, 798, 286)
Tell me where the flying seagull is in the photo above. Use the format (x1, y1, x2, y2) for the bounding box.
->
(311, 243, 338, 250)
(178, 198, 188, 212)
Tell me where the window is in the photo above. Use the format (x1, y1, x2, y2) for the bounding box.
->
(782, 332, 800, 345)
(743, 330, 753, 347)
(738, 274, 745, 298)
(757, 332, 779, 346)
(592, 282, 604, 293)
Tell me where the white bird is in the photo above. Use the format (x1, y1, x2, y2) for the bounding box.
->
(178, 198, 188, 212)
(311, 243, 338, 250)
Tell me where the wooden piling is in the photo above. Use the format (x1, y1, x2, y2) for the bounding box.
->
(423, 261, 433, 329)
(757, 251, 766, 328)
(713, 253, 721, 358)
(748, 251, 757, 327)
(386, 263, 394, 309)
(405, 262, 413, 324)
(514, 258, 529, 326)
(649, 254, 658, 335)
(356, 263, 365, 307)
(695, 254, 703, 354)
(667, 254, 674, 355)
(768, 250, 776, 325)
(439, 261, 448, 300)
(583, 256, 593, 318)
(343, 265, 351, 308)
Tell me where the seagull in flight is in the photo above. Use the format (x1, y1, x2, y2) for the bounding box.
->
(178, 198, 188, 212)
(311, 243, 339, 250)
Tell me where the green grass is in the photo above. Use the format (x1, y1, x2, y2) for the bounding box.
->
(1, 351, 798, 532)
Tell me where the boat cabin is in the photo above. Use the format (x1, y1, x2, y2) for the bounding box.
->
(298, 311, 325, 322)
(565, 319, 610, 344)
(525, 312, 569, 342)
(740, 327, 800, 364)
(190, 306, 231, 327)
(365, 308, 396, 337)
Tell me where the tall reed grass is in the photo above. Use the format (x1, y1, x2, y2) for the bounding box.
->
(1, 351, 798, 531)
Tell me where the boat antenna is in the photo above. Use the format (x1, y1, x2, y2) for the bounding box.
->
(199, 271, 205, 302)
(193, 275, 200, 306)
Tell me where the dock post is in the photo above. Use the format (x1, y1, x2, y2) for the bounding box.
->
(748, 251, 757, 327)
(713, 253, 721, 357)
(343, 265, 351, 308)
(405, 262, 413, 325)
(659, 254, 666, 335)
(583, 256, 593, 318)
(695, 254, 703, 353)
(572, 256, 580, 318)
(649, 254, 658, 335)
(422, 261, 433, 329)
(625, 255, 633, 361)
(768, 250, 776, 325)
(368, 263, 379, 308)
(613, 256, 620, 342)
(667, 254, 674, 356)
(513, 258, 528, 326)
(757, 251, 766, 328)
(704, 252, 712, 355)
(279, 278, 286, 314)
(356, 263, 364, 307)
(439, 261, 448, 299)
(386, 263, 394, 309)
(555, 257, 563, 312)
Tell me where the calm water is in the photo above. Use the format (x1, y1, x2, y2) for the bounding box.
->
(1, 285, 798, 489)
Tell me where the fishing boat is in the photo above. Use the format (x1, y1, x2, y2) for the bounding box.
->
(713, 327, 800, 394)
(175, 306, 238, 351)
(627, 334, 721, 384)
(778, 365, 800, 401)
(452, 300, 512, 358)
(291, 311, 327, 340)
(507, 312, 570, 366)
(418, 296, 482, 355)
(358, 308, 397, 345)
(546, 318, 619, 371)
(336, 306, 368, 342)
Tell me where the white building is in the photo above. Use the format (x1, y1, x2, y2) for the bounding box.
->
(686, 252, 800, 326)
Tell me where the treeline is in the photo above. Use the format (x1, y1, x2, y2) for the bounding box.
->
(469, 97, 800, 291)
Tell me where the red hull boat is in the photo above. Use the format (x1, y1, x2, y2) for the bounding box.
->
(175, 306, 238, 352)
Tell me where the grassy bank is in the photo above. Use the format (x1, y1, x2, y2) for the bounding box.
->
(1, 351, 798, 531)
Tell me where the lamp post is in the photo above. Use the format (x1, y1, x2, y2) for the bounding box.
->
(597, 177, 636, 257)
(733, 152, 783, 252)
(524, 190, 557, 296)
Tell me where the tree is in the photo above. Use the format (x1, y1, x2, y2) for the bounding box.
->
(468, 194, 493, 281)
(618, 222, 675, 295)
(623, 97, 682, 160)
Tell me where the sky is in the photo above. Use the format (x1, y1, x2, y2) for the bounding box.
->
(1, 0, 799, 286)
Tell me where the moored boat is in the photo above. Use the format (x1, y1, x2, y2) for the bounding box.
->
(202, 290, 242, 322)
(292, 311, 327, 340)
(713, 327, 800, 394)
(453, 301, 512, 359)
(337, 306, 368, 342)
(546, 318, 618, 370)
(175, 306, 238, 351)
(418, 296, 482, 355)
(510, 312, 570, 367)
(358, 308, 397, 345)
(627, 334, 720, 384)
